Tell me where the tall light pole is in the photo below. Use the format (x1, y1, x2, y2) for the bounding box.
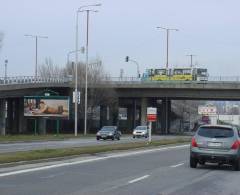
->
(75, 4, 101, 136)
(125, 56, 140, 78)
(67, 48, 85, 65)
(4, 59, 8, 80)
(24, 34, 48, 78)
(186, 54, 196, 67)
(156, 27, 179, 69)
(80, 4, 101, 136)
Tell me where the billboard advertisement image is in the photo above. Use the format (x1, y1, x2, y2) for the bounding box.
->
(24, 97, 69, 118)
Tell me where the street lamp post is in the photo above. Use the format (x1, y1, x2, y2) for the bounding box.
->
(156, 27, 178, 69)
(4, 59, 8, 81)
(24, 34, 48, 79)
(67, 48, 85, 65)
(74, 3, 101, 137)
(125, 56, 140, 78)
(186, 54, 196, 67)
(80, 5, 101, 136)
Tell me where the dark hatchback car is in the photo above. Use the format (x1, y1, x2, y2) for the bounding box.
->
(190, 125, 240, 171)
(96, 126, 121, 141)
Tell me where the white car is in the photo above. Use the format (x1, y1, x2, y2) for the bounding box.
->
(133, 126, 148, 138)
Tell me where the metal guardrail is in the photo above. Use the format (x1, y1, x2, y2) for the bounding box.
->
(105, 76, 240, 82)
(1, 76, 240, 86)
(0, 76, 72, 85)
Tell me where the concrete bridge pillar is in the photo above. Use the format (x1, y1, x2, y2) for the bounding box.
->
(18, 98, 27, 133)
(100, 105, 108, 128)
(141, 98, 147, 126)
(12, 98, 20, 133)
(160, 98, 171, 134)
(6, 99, 14, 134)
(132, 99, 137, 129)
(0, 99, 6, 135)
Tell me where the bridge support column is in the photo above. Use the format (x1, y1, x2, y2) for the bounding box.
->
(132, 99, 137, 129)
(141, 98, 147, 126)
(100, 105, 108, 128)
(18, 98, 27, 133)
(6, 99, 14, 134)
(0, 99, 6, 135)
(13, 98, 20, 134)
(160, 98, 171, 134)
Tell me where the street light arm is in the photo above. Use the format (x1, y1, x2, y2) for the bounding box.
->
(78, 3, 101, 12)
(129, 59, 140, 78)
(156, 26, 167, 30)
(79, 9, 99, 13)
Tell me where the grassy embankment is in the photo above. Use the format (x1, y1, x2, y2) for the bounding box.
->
(0, 138, 190, 164)
(0, 134, 95, 143)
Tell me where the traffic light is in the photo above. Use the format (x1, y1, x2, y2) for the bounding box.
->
(125, 56, 129, 62)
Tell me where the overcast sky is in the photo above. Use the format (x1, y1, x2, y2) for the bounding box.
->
(1, 0, 240, 77)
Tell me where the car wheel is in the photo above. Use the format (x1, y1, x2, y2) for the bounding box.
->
(112, 137, 115, 141)
(96, 137, 100, 141)
(133, 136, 135, 138)
(117, 137, 120, 140)
(233, 159, 240, 171)
(190, 156, 198, 168)
(199, 161, 205, 165)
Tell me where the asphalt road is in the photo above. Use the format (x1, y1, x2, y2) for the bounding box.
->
(1, 144, 240, 195)
(0, 135, 188, 153)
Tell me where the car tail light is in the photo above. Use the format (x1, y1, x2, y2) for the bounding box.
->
(231, 140, 240, 150)
(191, 137, 198, 147)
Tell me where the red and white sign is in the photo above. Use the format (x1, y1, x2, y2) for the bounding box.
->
(147, 107, 157, 122)
(198, 106, 217, 115)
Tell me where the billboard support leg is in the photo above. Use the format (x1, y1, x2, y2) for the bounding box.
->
(57, 119, 60, 136)
(34, 119, 37, 135)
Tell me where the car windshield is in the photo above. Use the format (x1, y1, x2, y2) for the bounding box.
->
(101, 127, 115, 131)
(197, 127, 234, 138)
(135, 126, 147, 130)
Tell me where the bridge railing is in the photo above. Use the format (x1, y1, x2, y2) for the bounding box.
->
(102, 76, 240, 83)
(1, 76, 240, 85)
(0, 76, 72, 85)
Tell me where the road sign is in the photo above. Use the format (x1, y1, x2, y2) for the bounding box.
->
(198, 105, 217, 115)
(147, 107, 157, 122)
(73, 91, 80, 104)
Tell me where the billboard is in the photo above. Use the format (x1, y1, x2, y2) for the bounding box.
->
(24, 96, 69, 118)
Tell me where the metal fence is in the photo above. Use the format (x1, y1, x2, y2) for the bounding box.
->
(1, 76, 240, 86)
(0, 76, 72, 85)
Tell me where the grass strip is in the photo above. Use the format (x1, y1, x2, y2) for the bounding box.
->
(0, 134, 95, 143)
(0, 138, 190, 164)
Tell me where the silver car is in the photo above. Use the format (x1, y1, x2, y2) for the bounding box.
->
(190, 125, 240, 170)
(133, 126, 148, 138)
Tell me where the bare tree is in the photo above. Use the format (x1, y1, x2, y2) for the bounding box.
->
(38, 57, 65, 78)
(38, 57, 118, 131)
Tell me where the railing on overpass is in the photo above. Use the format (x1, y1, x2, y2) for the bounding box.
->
(105, 76, 240, 82)
(0, 76, 72, 85)
(1, 76, 240, 85)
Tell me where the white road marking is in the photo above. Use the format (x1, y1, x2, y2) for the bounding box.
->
(170, 163, 184, 168)
(0, 144, 189, 178)
(128, 175, 150, 184)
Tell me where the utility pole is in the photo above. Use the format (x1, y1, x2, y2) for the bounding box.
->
(156, 27, 179, 69)
(25, 34, 48, 79)
(4, 59, 8, 80)
(186, 54, 196, 67)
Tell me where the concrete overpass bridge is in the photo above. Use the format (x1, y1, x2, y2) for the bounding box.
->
(1, 76, 240, 135)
